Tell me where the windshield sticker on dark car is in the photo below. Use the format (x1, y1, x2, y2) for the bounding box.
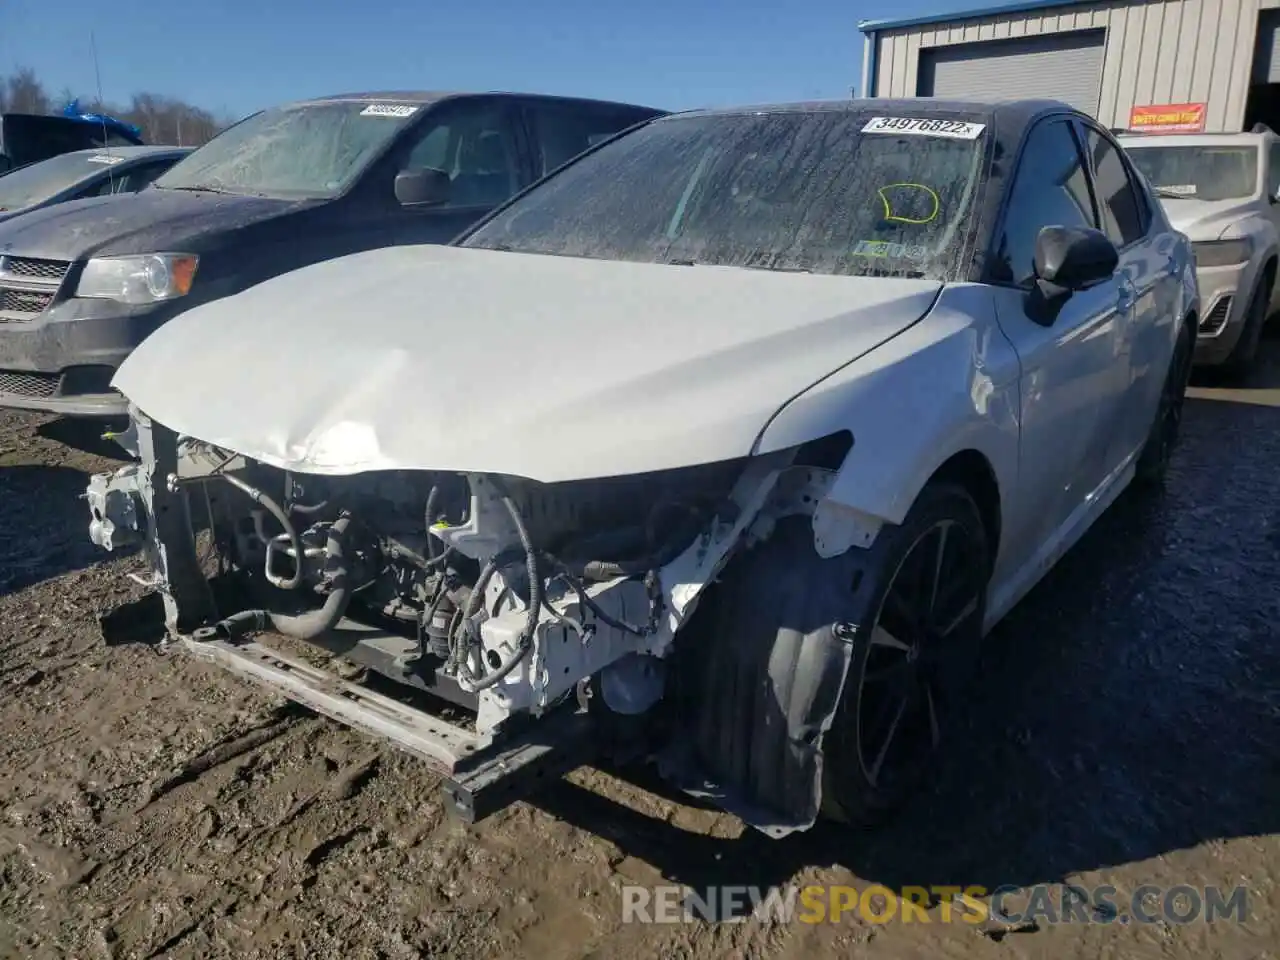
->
(876, 182, 940, 224)
(87, 154, 125, 164)
(852, 240, 929, 259)
(360, 103, 419, 118)
(862, 117, 986, 140)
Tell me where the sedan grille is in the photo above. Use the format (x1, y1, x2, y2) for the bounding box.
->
(0, 254, 71, 321)
(0, 370, 59, 399)
(1199, 297, 1231, 337)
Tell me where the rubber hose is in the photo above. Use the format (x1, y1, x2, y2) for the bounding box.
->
(222, 473, 304, 591)
(457, 490, 541, 692)
(269, 515, 353, 639)
(424, 485, 440, 561)
(199, 516, 353, 642)
(462, 636, 531, 691)
(581, 546, 681, 583)
(500, 493, 541, 651)
(447, 559, 494, 674)
(573, 512, 703, 583)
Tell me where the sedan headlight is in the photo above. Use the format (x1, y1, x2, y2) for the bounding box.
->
(76, 254, 199, 305)
(1191, 238, 1252, 268)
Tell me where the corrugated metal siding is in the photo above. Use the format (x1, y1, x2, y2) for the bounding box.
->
(917, 30, 1105, 112)
(870, 0, 1260, 132)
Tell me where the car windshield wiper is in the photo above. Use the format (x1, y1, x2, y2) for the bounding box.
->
(160, 184, 234, 194)
(1153, 188, 1199, 200)
(741, 263, 813, 274)
(852, 266, 928, 279)
(661, 258, 813, 273)
(160, 184, 273, 198)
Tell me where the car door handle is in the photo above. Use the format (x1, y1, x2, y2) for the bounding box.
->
(1116, 285, 1135, 312)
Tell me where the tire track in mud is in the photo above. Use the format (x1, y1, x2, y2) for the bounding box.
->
(143, 706, 313, 807)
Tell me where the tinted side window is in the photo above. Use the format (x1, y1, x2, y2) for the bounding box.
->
(400, 104, 521, 209)
(1268, 143, 1280, 198)
(122, 159, 177, 191)
(526, 102, 653, 176)
(0, 116, 134, 166)
(84, 175, 118, 198)
(7, 120, 83, 166)
(406, 125, 449, 171)
(83, 160, 177, 198)
(1085, 128, 1145, 246)
(993, 119, 1097, 287)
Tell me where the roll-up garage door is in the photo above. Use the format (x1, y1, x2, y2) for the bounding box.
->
(1253, 9, 1280, 83)
(916, 30, 1105, 116)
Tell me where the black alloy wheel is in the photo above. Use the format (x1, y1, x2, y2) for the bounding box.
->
(824, 482, 990, 827)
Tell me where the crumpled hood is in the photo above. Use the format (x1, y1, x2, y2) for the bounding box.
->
(1161, 197, 1258, 241)
(0, 188, 310, 261)
(115, 245, 942, 482)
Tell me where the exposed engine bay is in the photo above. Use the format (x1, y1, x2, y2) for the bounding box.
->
(87, 408, 861, 830)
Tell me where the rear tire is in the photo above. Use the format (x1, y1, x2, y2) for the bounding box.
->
(1134, 318, 1194, 489)
(821, 481, 990, 828)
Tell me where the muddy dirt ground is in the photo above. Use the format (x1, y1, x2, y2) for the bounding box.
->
(2, 337, 1279, 960)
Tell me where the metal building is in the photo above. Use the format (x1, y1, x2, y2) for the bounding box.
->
(859, 0, 1280, 134)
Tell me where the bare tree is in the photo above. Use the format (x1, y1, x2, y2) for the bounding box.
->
(1, 66, 233, 146)
(5, 68, 51, 114)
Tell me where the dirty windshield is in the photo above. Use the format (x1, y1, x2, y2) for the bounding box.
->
(153, 100, 419, 200)
(1125, 144, 1259, 201)
(0, 151, 119, 210)
(463, 110, 987, 279)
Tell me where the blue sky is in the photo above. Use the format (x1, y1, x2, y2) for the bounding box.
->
(1, 0, 961, 119)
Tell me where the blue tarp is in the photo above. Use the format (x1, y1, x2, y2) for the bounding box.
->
(61, 99, 141, 139)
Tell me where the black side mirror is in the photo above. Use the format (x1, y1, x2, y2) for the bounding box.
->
(394, 167, 450, 207)
(1025, 225, 1118, 325)
(1034, 225, 1118, 293)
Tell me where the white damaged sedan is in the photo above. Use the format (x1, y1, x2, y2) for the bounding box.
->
(86, 98, 1198, 837)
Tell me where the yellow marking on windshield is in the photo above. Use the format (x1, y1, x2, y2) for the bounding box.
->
(877, 183, 941, 224)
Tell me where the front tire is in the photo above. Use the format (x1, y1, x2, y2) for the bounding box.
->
(1220, 273, 1271, 379)
(821, 481, 991, 828)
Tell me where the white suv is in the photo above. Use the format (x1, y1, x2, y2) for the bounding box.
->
(1119, 128, 1279, 375)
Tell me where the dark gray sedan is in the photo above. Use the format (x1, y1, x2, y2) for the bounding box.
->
(0, 146, 192, 223)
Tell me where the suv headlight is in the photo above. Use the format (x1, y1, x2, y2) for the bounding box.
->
(76, 254, 199, 305)
(1191, 239, 1252, 268)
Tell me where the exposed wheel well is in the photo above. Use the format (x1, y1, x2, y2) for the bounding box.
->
(927, 450, 1001, 566)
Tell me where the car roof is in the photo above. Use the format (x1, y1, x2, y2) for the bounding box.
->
(64, 145, 193, 161)
(668, 96, 1073, 128)
(289, 90, 665, 112)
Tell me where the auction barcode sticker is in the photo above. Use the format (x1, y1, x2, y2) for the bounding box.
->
(360, 103, 419, 118)
(861, 116, 986, 139)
